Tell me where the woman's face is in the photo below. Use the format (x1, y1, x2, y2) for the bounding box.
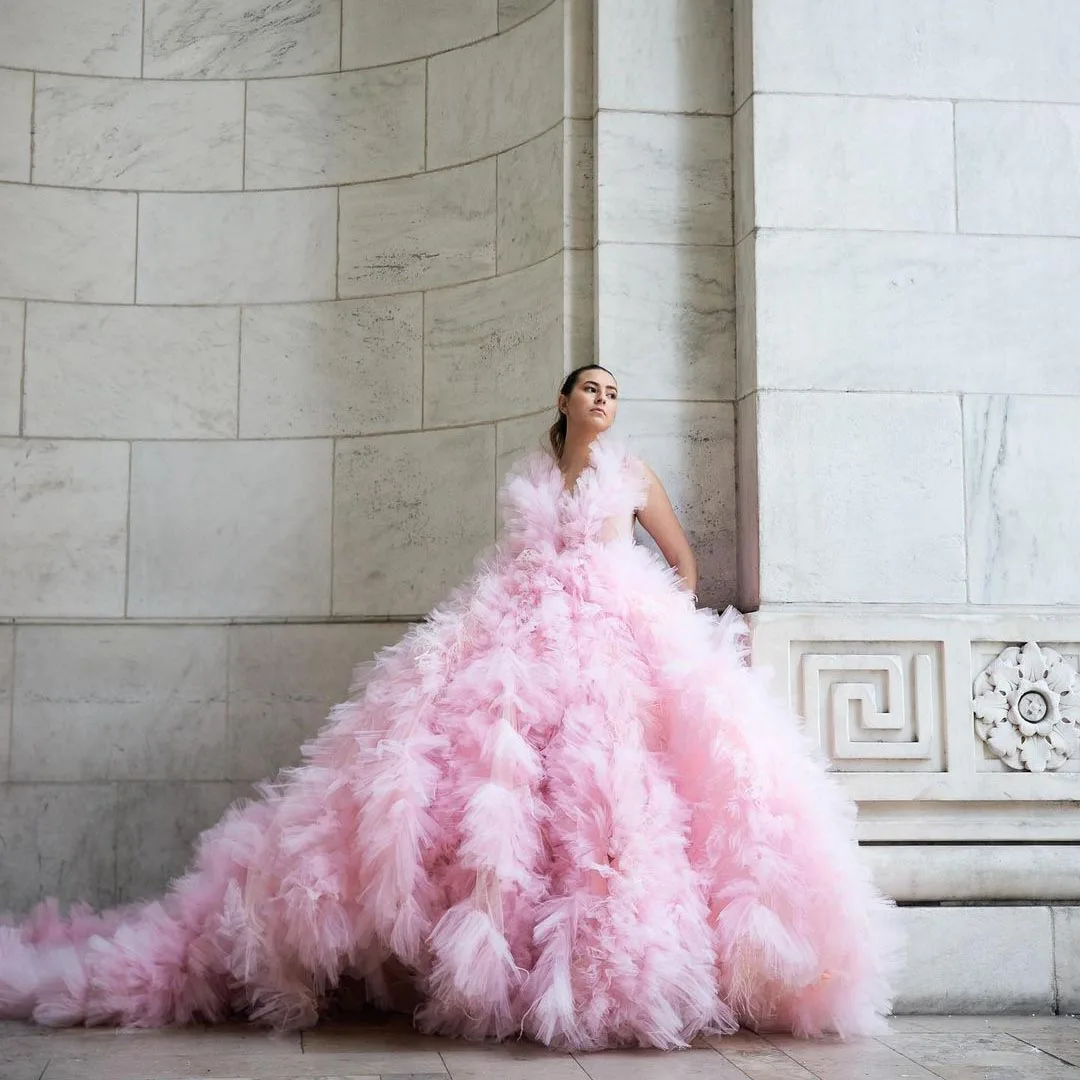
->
(561, 369, 619, 435)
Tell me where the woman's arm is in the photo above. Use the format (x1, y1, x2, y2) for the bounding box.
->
(636, 463, 698, 597)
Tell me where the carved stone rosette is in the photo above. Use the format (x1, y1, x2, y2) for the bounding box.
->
(973, 642, 1080, 772)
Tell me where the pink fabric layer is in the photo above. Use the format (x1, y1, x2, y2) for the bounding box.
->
(0, 435, 901, 1049)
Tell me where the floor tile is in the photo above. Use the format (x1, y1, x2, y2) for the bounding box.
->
(886, 1016, 946, 1032)
(295, 1052, 449, 1074)
(0, 1016, 1077, 1080)
(1007, 1028, 1080, 1068)
(441, 1042, 588, 1080)
(882, 1030, 1072, 1072)
(575, 1044, 748, 1078)
(883, 1030, 1032, 1059)
(304, 1018, 458, 1052)
(930, 1067, 1080, 1080)
(707, 1030, 818, 1078)
(300, 1020, 451, 1075)
(892, 1014, 1074, 1034)
(0, 1046, 51, 1080)
(31, 1027, 310, 1080)
(764, 1033, 941, 1079)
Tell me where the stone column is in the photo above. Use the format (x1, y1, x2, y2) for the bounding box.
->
(735, 0, 1080, 1009)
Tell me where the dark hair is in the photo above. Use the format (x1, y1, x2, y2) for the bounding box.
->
(548, 365, 616, 459)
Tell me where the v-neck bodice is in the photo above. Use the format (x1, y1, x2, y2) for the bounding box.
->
(501, 434, 649, 556)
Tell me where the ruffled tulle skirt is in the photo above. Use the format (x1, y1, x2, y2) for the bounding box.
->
(0, 540, 900, 1048)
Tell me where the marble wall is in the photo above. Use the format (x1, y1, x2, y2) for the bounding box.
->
(0, 0, 594, 910)
(735, 0, 1080, 610)
(736, 0, 1080, 891)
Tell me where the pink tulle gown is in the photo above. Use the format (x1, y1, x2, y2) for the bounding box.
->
(0, 435, 899, 1049)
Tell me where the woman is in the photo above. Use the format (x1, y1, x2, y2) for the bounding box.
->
(0, 366, 899, 1049)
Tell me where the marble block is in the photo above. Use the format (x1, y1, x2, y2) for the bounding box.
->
(496, 412, 549, 486)
(865, 845, 1080, 903)
(333, 427, 496, 616)
(0, 301, 23, 436)
(0, 783, 118, 911)
(143, 0, 341, 79)
(733, 0, 751, 110)
(615, 400, 737, 608)
(597, 0, 733, 115)
(734, 233, 756, 398)
(427, 1, 563, 168)
(751, 94, 955, 232)
(566, 0, 595, 121)
(12, 625, 228, 782)
(24, 303, 239, 439)
(128, 440, 333, 617)
(1, 0, 142, 76)
(499, 0, 548, 31)
(245, 64, 425, 188)
(735, 392, 759, 611)
(958, 102, 1080, 237)
(565, 118, 594, 249)
(751, 230, 1080, 395)
(0, 627, 11, 779)
(732, 96, 754, 243)
(423, 257, 563, 427)
(239, 296, 422, 438)
(751, 0, 1080, 103)
(597, 111, 732, 245)
(0, 69, 32, 183)
(342, 0, 497, 67)
(227, 622, 409, 780)
(0, 439, 128, 618)
(966, 395, 1080, 605)
(894, 905, 1054, 1013)
(137, 189, 337, 304)
(597, 243, 735, 401)
(339, 160, 496, 296)
(1055, 907, 1080, 1011)
(116, 782, 245, 903)
(497, 124, 563, 273)
(564, 247, 595, 372)
(754, 391, 967, 604)
(33, 75, 244, 191)
(0, 184, 135, 303)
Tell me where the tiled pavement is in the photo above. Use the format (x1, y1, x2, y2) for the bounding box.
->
(2, 1013, 1078, 1079)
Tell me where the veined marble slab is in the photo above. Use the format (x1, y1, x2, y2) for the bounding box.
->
(34, 75, 244, 191)
(144, 0, 340, 78)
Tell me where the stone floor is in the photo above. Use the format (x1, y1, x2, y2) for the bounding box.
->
(2, 1013, 1078, 1080)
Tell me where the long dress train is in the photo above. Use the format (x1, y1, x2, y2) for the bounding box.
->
(0, 434, 900, 1049)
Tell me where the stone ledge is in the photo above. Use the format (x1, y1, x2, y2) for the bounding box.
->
(865, 844, 1080, 903)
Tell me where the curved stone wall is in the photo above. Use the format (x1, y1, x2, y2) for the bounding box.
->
(0, 0, 593, 908)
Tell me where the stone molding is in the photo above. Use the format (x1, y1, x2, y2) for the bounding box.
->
(748, 606, 1080, 844)
(973, 642, 1080, 773)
